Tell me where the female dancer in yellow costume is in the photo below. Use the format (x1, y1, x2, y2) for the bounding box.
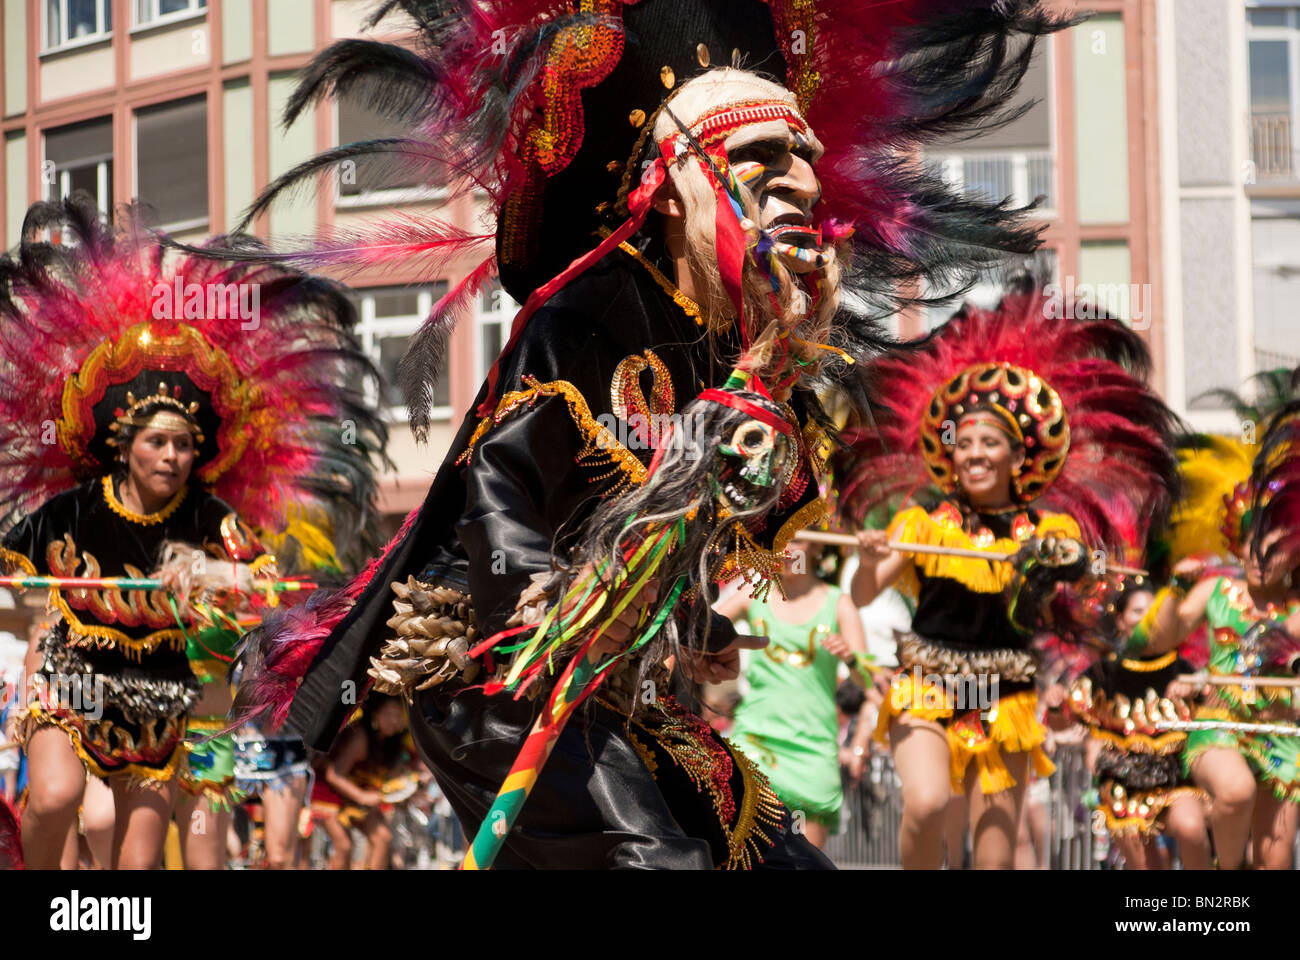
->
(839, 279, 1178, 868)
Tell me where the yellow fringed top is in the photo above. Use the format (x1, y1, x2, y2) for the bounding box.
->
(887, 501, 1082, 599)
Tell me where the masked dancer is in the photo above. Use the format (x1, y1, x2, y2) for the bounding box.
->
(231, 0, 1070, 869)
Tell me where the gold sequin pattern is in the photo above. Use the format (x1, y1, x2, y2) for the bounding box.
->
(456, 376, 648, 495)
(610, 349, 675, 445)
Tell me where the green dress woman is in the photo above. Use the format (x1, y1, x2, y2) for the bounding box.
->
(723, 541, 870, 848)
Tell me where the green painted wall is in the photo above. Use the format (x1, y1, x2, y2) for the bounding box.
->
(267, 71, 317, 238)
(223, 79, 255, 230)
(1074, 15, 1130, 224)
(4, 0, 27, 117)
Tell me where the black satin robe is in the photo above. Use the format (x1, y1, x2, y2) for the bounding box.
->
(286, 253, 832, 868)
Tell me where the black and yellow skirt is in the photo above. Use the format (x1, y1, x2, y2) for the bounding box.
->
(876, 668, 1055, 795)
(1092, 731, 1205, 836)
(20, 623, 199, 785)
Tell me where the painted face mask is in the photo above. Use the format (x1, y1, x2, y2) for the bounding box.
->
(727, 125, 829, 275)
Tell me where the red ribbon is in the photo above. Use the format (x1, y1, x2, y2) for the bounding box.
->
(697, 389, 792, 435)
(705, 146, 750, 349)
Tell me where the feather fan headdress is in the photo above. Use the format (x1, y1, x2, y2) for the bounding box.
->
(0, 195, 388, 563)
(1249, 370, 1300, 574)
(240, 0, 1073, 437)
(1164, 367, 1300, 568)
(836, 275, 1180, 551)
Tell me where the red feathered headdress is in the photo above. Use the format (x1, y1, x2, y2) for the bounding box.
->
(837, 276, 1180, 551)
(0, 197, 387, 558)
(239, 0, 1072, 436)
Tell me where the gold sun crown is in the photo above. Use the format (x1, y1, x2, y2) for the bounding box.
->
(107, 381, 205, 447)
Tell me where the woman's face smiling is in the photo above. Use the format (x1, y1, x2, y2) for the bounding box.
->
(952, 416, 1025, 509)
(1118, 589, 1154, 633)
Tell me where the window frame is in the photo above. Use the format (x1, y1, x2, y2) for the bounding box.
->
(331, 101, 447, 209)
(42, 118, 115, 217)
(1246, 6, 1300, 181)
(41, 0, 113, 55)
(473, 281, 518, 387)
(131, 0, 208, 33)
(355, 285, 453, 423)
(921, 43, 1057, 218)
(132, 95, 211, 234)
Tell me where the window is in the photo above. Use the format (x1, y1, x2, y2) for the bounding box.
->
(135, 96, 209, 231)
(474, 280, 520, 385)
(920, 249, 1059, 332)
(44, 0, 112, 52)
(1247, 6, 1300, 180)
(922, 39, 1055, 214)
(354, 285, 452, 418)
(336, 91, 445, 205)
(1250, 200, 1300, 376)
(45, 118, 114, 216)
(134, 0, 206, 28)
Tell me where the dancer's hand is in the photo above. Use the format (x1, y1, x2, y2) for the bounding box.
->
(1170, 556, 1207, 585)
(846, 745, 867, 782)
(855, 529, 893, 560)
(820, 632, 854, 663)
(680, 634, 767, 684)
(589, 576, 660, 659)
(358, 789, 384, 808)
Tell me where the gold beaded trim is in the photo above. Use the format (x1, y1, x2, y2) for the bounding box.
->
(626, 728, 659, 778)
(724, 735, 785, 870)
(772, 497, 828, 558)
(1121, 650, 1178, 673)
(0, 546, 37, 576)
(710, 522, 788, 603)
(456, 376, 647, 494)
(101, 475, 187, 526)
(597, 226, 708, 327)
(53, 592, 188, 661)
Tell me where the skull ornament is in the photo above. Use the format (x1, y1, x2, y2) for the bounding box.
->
(713, 397, 796, 512)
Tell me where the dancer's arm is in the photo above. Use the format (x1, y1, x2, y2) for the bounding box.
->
(849, 528, 908, 606)
(1135, 559, 1217, 656)
(822, 591, 872, 687)
(713, 587, 750, 623)
(323, 730, 382, 808)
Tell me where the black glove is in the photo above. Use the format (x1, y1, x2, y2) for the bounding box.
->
(1007, 536, 1089, 634)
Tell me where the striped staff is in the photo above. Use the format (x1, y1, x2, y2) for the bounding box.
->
(795, 530, 1149, 577)
(1154, 719, 1300, 737)
(0, 575, 317, 593)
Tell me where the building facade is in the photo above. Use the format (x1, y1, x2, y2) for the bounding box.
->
(2, 0, 1296, 521)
